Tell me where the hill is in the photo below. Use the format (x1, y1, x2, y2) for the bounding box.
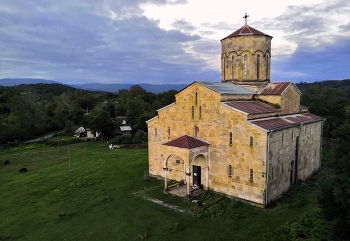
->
(296, 79, 350, 98)
(0, 78, 187, 94)
(0, 78, 60, 86)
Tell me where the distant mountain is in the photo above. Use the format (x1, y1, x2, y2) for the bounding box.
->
(0, 78, 187, 93)
(71, 83, 187, 93)
(0, 78, 60, 86)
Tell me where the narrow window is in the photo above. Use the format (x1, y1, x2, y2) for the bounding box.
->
(282, 133, 284, 143)
(194, 126, 199, 138)
(257, 54, 260, 79)
(229, 132, 233, 145)
(292, 131, 294, 140)
(250, 168, 253, 182)
(228, 165, 232, 177)
(282, 163, 284, 174)
(168, 127, 170, 138)
(222, 56, 226, 80)
(191, 106, 194, 119)
(195, 92, 198, 105)
(244, 54, 248, 80)
(250, 136, 253, 147)
(266, 55, 269, 79)
(199, 106, 202, 119)
(155, 128, 157, 137)
(232, 56, 235, 79)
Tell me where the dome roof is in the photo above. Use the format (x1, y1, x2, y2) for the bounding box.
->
(221, 25, 272, 41)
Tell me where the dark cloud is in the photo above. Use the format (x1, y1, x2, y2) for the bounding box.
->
(272, 36, 350, 82)
(0, 0, 213, 85)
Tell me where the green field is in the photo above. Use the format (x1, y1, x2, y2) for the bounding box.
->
(0, 142, 333, 241)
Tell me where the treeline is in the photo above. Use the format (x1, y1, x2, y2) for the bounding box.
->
(300, 80, 350, 138)
(299, 80, 350, 240)
(0, 83, 177, 144)
(297, 79, 350, 98)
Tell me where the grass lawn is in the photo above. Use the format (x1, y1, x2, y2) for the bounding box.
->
(0, 142, 333, 241)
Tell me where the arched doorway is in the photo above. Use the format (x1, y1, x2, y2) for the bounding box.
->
(190, 154, 208, 189)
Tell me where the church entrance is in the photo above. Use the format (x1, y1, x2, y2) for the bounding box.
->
(192, 165, 201, 186)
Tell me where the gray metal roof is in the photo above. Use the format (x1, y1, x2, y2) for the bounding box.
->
(120, 126, 132, 131)
(198, 81, 256, 95)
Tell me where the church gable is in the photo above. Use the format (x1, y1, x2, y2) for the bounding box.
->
(257, 82, 301, 115)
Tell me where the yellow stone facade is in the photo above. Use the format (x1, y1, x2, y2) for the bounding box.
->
(147, 24, 323, 207)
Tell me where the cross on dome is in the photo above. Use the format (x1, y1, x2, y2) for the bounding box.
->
(243, 13, 249, 25)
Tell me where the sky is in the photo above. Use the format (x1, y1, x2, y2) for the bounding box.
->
(0, 0, 349, 85)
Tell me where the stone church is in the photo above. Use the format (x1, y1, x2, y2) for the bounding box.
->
(146, 17, 324, 207)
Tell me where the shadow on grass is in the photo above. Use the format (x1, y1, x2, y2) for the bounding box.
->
(135, 179, 227, 215)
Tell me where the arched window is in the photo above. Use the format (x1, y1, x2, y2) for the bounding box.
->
(244, 54, 248, 80)
(257, 54, 260, 79)
(191, 106, 194, 119)
(232, 56, 235, 79)
(195, 92, 198, 105)
(250, 136, 253, 147)
(222, 56, 226, 80)
(266, 54, 269, 79)
(194, 126, 199, 138)
(199, 106, 202, 119)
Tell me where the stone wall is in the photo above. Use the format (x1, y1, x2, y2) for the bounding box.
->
(267, 121, 322, 201)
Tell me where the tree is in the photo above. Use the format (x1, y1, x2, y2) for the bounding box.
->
(8, 88, 47, 139)
(318, 106, 350, 239)
(88, 109, 116, 140)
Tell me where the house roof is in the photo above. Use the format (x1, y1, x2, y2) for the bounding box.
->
(221, 25, 272, 41)
(197, 81, 256, 95)
(120, 126, 132, 131)
(259, 82, 301, 95)
(163, 135, 209, 149)
(250, 113, 324, 131)
(75, 127, 85, 134)
(223, 101, 279, 114)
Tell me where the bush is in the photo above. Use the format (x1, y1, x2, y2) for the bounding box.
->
(7, 140, 20, 146)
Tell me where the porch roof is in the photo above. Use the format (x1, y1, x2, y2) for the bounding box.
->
(163, 135, 209, 149)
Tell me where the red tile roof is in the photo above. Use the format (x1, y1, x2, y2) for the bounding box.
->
(285, 113, 324, 124)
(250, 118, 296, 130)
(163, 135, 209, 149)
(224, 101, 279, 114)
(259, 82, 292, 95)
(221, 25, 272, 41)
(250, 113, 324, 131)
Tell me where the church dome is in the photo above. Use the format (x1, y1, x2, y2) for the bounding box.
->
(221, 25, 272, 41)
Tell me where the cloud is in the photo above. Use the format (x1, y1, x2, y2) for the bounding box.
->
(272, 36, 350, 82)
(170, 19, 197, 32)
(0, 0, 213, 85)
(0, 0, 348, 85)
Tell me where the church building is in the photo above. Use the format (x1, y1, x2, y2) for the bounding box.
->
(146, 16, 324, 207)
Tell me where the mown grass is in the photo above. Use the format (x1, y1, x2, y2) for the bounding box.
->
(0, 142, 334, 240)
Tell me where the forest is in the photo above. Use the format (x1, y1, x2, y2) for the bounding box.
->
(0, 83, 177, 145)
(0, 79, 349, 239)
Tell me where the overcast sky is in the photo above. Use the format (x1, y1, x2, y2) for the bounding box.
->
(0, 0, 349, 85)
